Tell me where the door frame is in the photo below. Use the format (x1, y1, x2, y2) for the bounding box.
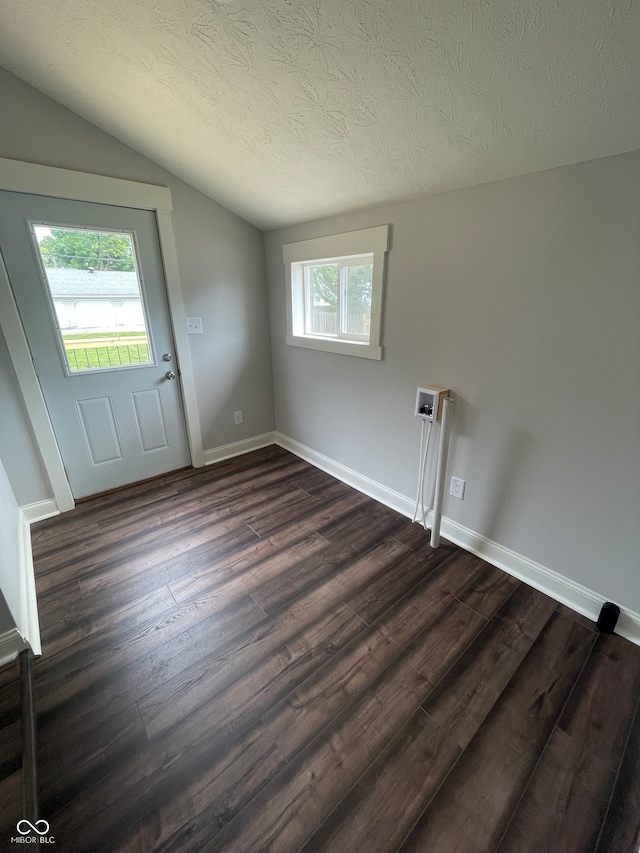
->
(0, 157, 204, 513)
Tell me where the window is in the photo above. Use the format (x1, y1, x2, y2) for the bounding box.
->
(284, 225, 389, 359)
(31, 224, 153, 373)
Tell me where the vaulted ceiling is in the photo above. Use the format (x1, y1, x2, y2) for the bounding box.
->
(0, 0, 639, 229)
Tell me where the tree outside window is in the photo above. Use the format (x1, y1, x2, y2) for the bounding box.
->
(306, 258, 372, 339)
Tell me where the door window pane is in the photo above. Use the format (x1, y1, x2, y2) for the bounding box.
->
(33, 225, 153, 373)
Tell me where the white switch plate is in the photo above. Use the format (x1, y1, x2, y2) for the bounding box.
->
(234, 410, 243, 425)
(185, 317, 203, 335)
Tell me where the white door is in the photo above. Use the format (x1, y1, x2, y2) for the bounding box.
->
(0, 191, 191, 498)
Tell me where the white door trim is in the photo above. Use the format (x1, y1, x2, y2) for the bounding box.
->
(0, 157, 204, 513)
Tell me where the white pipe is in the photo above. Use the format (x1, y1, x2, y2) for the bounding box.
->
(420, 419, 432, 530)
(412, 418, 425, 523)
(430, 396, 453, 548)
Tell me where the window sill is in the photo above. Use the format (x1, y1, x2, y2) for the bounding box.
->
(286, 334, 382, 360)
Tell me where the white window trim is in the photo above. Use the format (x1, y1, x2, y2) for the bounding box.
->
(284, 225, 389, 360)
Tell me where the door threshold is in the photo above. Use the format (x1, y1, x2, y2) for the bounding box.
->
(75, 465, 193, 503)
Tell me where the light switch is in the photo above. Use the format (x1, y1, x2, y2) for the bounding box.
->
(185, 317, 203, 335)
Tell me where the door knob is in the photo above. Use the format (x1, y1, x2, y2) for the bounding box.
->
(165, 370, 176, 380)
(162, 353, 172, 362)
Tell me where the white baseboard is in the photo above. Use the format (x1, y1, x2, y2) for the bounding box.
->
(0, 627, 27, 668)
(204, 432, 276, 467)
(275, 432, 415, 516)
(275, 432, 640, 646)
(21, 499, 60, 524)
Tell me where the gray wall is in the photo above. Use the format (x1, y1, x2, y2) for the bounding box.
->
(0, 67, 274, 504)
(265, 150, 640, 613)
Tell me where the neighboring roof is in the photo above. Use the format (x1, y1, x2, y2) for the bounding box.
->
(45, 268, 140, 298)
(0, 1, 639, 229)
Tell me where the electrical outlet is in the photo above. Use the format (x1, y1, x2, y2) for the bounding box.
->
(450, 477, 466, 500)
(234, 410, 243, 425)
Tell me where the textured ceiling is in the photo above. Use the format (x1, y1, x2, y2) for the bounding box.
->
(0, 0, 639, 229)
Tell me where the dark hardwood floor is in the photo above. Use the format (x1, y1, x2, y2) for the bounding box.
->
(1, 445, 639, 851)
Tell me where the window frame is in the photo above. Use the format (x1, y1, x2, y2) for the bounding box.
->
(28, 220, 156, 376)
(284, 224, 389, 360)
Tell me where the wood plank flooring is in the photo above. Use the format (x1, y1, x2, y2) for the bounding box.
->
(1, 445, 639, 851)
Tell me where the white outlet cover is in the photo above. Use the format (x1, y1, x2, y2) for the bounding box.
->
(185, 317, 203, 334)
(450, 477, 466, 499)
